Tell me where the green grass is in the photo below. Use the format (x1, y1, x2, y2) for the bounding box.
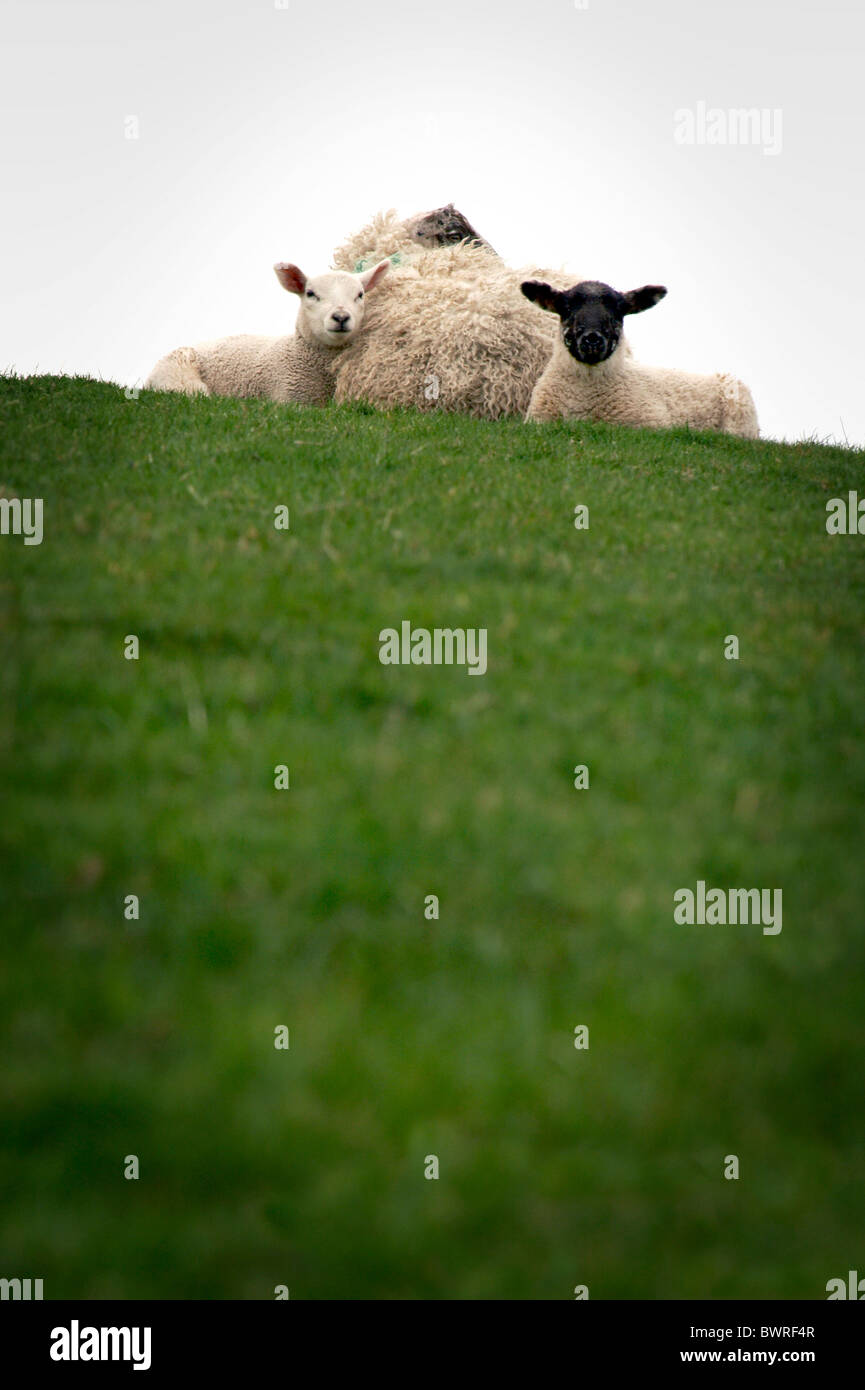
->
(1, 374, 864, 1300)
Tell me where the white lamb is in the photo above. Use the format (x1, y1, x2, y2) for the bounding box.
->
(328, 209, 588, 420)
(521, 278, 759, 437)
(145, 260, 390, 402)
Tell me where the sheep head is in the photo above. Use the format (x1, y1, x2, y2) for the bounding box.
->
(521, 279, 667, 365)
(274, 260, 390, 348)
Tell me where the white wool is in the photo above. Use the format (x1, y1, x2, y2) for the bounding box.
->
(528, 335, 759, 437)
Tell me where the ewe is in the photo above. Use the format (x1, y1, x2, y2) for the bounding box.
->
(329, 210, 584, 420)
(145, 260, 390, 402)
(521, 279, 759, 437)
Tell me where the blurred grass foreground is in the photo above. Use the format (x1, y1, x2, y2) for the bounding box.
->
(1, 375, 864, 1298)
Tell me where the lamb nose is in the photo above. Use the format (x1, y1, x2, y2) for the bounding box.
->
(583, 332, 605, 349)
(331, 311, 350, 326)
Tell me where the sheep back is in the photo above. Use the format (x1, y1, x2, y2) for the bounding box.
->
(188, 333, 334, 404)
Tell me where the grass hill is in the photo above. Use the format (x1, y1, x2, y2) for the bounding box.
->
(1, 374, 864, 1298)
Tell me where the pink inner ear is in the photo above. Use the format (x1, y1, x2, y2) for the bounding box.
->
(275, 262, 306, 295)
(362, 259, 390, 292)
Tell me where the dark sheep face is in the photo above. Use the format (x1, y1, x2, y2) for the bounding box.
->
(520, 279, 667, 365)
(409, 203, 493, 252)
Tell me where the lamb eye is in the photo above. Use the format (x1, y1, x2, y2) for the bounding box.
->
(306, 290, 318, 300)
(356, 291, 363, 300)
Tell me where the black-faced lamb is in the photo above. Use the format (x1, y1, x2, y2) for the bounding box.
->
(520, 278, 759, 437)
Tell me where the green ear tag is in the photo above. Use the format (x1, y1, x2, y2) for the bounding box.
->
(354, 252, 403, 273)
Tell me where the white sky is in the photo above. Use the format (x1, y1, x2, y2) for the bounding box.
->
(1, 0, 863, 445)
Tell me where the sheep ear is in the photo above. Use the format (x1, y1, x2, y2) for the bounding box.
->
(274, 263, 307, 295)
(360, 259, 390, 292)
(621, 285, 667, 315)
(521, 280, 565, 315)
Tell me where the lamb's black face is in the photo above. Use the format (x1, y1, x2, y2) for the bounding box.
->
(520, 278, 668, 366)
(558, 282, 627, 364)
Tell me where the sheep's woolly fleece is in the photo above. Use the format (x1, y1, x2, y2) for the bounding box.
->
(330, 211, 588, 420)
(146, 330, 337, 403)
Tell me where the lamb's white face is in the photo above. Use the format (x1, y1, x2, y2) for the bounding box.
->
(300, 271, 368, 346)
(274, 261, 390, 348)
